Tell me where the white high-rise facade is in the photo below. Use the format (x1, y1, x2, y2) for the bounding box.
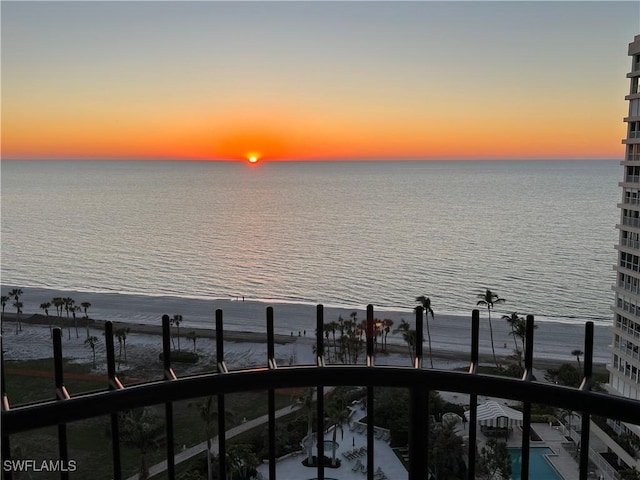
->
(606, 33, 640, 472)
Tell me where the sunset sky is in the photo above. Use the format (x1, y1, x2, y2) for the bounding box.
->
(2, 1, 639, 162)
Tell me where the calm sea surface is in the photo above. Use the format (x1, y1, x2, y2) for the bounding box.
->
(0, 160, 621, 325)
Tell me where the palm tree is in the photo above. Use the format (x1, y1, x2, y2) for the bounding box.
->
(52, 297, 64, 317)
(327, 401, 351, 466)
(121, 409, 163, 480)
(294, 387, 316, 465)
(81, 302, 92, 338)
(171, 314, 182, 352)
(71, 305, 81, 338)
(559, 408, 574, 436)
(476, 289, 506, 369)
(476, 437, 512, 480)
(571, 349, 584, 375)
(62, 297, 74, 318)
(186, 331, 198, 353)
(1, 295, 9, 320)
(502, 312, 522, 353)
(8, 288, 23, 332)
(12, 301, 23, 334)
(40, 302, 53, 336)
(509, 316, 538, 360)
(189, 396, 217, 480)
(85, 336, 99, 368)
(382, 318, 393, 352)
(415, 296, 435, 367)
(226, 443, 259, 480)
(115, 327, 130, 364)
(321, 322, 334, 362)
(430, 418, 467, 479)
(8, 288, 23, 302)
(394, 319, 417, 362)
(328, 320, 338, 360)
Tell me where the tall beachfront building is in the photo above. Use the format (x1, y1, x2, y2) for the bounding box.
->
(606, 33, 640, 473)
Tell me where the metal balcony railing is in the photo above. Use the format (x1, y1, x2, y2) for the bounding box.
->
(622, 216, 640, 229)
(2, 307, 640, 480)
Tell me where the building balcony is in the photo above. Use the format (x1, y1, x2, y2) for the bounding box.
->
(623, 174, 640, 183)
(618, 199, 640, 208)
(2, 308, 640, 480)
(621, 237, 640, 250)
(621, 216, 640, 229)
(613, 279, 640, 297)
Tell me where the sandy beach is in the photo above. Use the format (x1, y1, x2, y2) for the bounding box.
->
(1, 297, 612, 376)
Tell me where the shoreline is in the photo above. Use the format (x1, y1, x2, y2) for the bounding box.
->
(1, 285, 614, 326)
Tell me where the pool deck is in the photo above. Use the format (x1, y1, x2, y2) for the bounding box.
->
(255, 395, 606, 480)
(469, 418, 601, 479)
(255, 402, 408, 480)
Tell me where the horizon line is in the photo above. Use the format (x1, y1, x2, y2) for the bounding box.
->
(1, 157, 622, 163)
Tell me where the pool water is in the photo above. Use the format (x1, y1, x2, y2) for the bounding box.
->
(509, 447, 564, 480)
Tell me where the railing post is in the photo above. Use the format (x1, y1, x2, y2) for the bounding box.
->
(409, 306, 426, 480)
(579, 321, 594, 480)
(105, 321, 122, 480)
(316, 304, 324, 480)
(520, 314, 536, 480)
(414, 306, 423, 369)
(1, 334, 13, 480)
(267, 307, 277, 480)
(215, 309, 227, 480)
(366, 304, 375, 480)
(316, 305, 324, 367)
(161, 315, 176, 480)
(366, 304, 374, 367)
(467, 309, 480, 480)
(53, 328, 70, 480)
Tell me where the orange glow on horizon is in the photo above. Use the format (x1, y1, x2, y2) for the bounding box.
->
(0, 104, 626, 161)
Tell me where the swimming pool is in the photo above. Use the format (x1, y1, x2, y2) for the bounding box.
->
(509, 447, 564, 480)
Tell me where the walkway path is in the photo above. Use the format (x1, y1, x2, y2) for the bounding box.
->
(126, 403, 302, 480)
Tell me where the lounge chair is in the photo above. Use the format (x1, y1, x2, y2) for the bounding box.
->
(374, 467, 386, 480)
(352, 459, 363, 472)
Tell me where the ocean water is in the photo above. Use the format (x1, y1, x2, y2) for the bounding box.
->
(0, 159, 621, 326)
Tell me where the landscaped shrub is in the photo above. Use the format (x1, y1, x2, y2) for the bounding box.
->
(301, 455, 341, 468)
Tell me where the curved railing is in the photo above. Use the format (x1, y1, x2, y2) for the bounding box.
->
(2, 307, 639, 480)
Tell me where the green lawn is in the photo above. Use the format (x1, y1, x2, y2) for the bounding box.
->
(4, 359, 296, 479)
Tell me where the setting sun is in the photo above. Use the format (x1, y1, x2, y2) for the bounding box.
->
(246, 152, 261, 164)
